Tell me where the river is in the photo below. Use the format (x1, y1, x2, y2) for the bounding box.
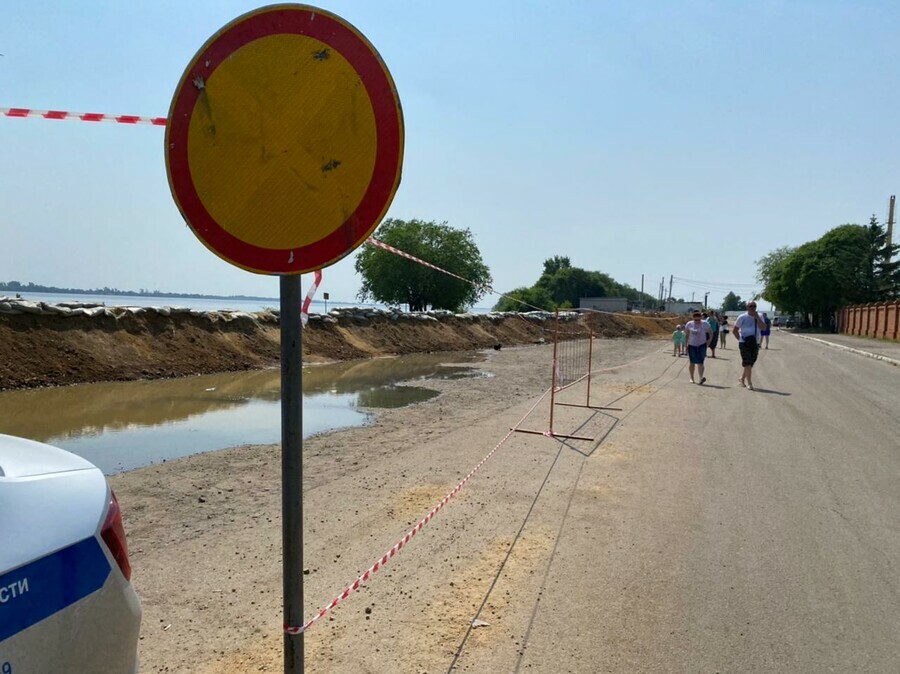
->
(8, 290, 370, 313)
(8, 291, 497, 314)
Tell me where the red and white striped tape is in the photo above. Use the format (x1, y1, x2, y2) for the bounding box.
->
(366, 237, 493, 293)
(300, 270, 323, 328)
(5, 107, 678, 325)
(285, 386, 552, 635)
(365, 237, 563, 315)
(1, 107, 167, 126)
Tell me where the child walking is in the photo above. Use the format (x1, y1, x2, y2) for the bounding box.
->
(672, 324, 686, 357)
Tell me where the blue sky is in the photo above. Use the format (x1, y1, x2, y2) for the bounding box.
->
(2, 1, 898, 309)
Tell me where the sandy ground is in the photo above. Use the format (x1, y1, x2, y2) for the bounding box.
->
(110, 337, 670, 673)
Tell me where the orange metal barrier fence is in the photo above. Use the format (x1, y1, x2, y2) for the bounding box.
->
(515, 311, 620, 441)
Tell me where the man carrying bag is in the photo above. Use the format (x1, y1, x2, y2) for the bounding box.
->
(732, 301, 768, 390)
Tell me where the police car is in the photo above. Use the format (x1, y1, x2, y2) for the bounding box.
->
(0, 434, 142, 672)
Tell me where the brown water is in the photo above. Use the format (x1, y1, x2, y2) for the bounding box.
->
(0, 352, 487, 474)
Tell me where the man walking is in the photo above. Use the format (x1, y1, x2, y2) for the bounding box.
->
(732, 301, 768, 390)
(705, 312, 719, 358)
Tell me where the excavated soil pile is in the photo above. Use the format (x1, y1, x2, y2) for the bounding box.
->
(0, 302, 679, 390)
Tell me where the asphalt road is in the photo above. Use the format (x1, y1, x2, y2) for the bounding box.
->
(494, 333, 900, 673)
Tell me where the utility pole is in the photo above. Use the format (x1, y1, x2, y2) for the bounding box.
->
(887, 195, 896, 259)
(640, 274, 644, 312)
(668, 275, 673, 304)
(704, 291, 709, 309)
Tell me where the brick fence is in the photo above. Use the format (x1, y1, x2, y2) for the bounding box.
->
(836, 301, 900, 341)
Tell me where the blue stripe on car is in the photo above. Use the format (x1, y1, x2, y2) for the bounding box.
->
(0, 537, 111, 642)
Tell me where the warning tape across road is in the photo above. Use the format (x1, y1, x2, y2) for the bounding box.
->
(364, 237, 560, 314)
(286, 386, 552, 635)
(4, 105, 703, 324)
(1, 106, 691, 322)
(2, 107, 167, 126)
(365, 236, 494, 294)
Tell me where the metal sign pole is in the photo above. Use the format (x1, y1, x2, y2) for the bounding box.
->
(280, 275, 304, 674)
(165, 10, 402, 669)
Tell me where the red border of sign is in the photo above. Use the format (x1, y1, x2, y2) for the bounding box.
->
(165, 5, 403, 274)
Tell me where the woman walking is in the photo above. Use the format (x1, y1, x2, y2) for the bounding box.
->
(685, 310, 713, 384)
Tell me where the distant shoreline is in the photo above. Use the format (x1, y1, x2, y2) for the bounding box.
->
(1, 286, 494, 312)
(0, 284, 278, 303)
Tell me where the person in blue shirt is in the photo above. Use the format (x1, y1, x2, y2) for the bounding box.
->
(705, 311, 720, 358)
(760, 312, 772, 349)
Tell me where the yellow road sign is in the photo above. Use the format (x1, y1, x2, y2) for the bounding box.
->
(166, 5, 404, 274)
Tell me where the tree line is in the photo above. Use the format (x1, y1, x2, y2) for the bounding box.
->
(355, 219, 656, 312)
(491, 255, 656, 312)
(756, 216, 899, 328)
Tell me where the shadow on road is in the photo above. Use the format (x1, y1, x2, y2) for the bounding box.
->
(751, 387, 791, 396)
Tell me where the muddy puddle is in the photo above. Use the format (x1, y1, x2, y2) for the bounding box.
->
(0, 352, 488, 474)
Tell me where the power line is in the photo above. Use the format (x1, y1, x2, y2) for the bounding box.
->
(672, 276, 759, 290)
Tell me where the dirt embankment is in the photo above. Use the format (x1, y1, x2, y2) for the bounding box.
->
(0, 304, 679, 390)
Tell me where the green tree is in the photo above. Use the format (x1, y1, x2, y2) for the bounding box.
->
(762, 238, 849, 327)
(542, 256, 572, 276)
(536, 265, 614, 307)
(795, 241, 844, 326)
(355, 219, 492, 312)
(817, 224, 876, 306)
(756, 245, 795, 302)
(757, 219, 900, 328)
(866, 215, 900, 299)
(492, 256, 655, 311)
(721, 291, 745, 312)
(493, 285, 555, 312)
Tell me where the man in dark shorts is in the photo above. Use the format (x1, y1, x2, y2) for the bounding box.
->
(732, 302, 768, 390)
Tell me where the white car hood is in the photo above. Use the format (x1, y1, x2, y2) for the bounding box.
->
(0, 434, 109, 572)
(0, 434, 96, 478)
